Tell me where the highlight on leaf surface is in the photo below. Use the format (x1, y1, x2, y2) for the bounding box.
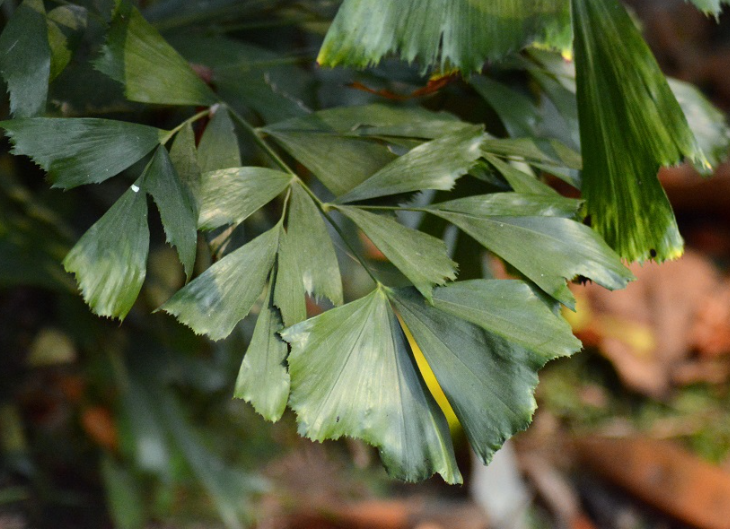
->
(318, 0, 572, 74)
(63, 183, 149, 320)
(95, 2, 217, 106)
(281, 288, 461, 484)
(161, 225, 280, 341)
(572, 0, 703, 262)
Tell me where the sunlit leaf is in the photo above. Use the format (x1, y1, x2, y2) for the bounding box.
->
(63, 184, 149, 319)
(685, 0, 730, 16)
(432, 279, 581, 357)
(337, 125, 486, 203)
(572, 0, 702, 261)
(161, 226, 280, 340)
(198, 167, 292, 230)
(318, 0, 571, 74)
(669, 77, 730, 174)
(338, 206, 457, 301)
(95, 2, 217, 106)
(428, 194, 633, 307)
(393, 287, 570, 464)
(429, 192, 581, 219)
(273, 231, 307, 328)
(46, 5, 87, 82)
(198, 107, 241, 173)
(0, 0, 50, 117)
(144, 147, 198, 279)
(281, 288, 461, 483)
(0, 118, 165, 188)
(286, 183, 343, 305)
(234, 283, 290, 422)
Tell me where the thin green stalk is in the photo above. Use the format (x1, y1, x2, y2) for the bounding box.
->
(160, 108, 211, 145)
(228, 107, 381, 285)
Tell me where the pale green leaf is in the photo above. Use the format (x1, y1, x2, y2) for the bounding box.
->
(198, 107, 241, 173)
(95, 3, 217, 106)
(287, 183, 343, 305)
(485, 154, 560, 196)
(265, 131, 397, 196)
(161, 226, 280, 340)
(338, 206, 457, 301)
(432, 279, 581, 358)
(198, 168, 292, 230)
(63, 184, 149, 319)
(169, 122, 202, 212)
(0, 0, 50, 117)
(669, 77, 730, 174)
(685, 0, 730, 16)
(572, 0, 701, 262)
(337, 125, 486, 203)
(428, 196, 633, 307)
(273, 231, 307, 328)
(318, 0, 571, 74)
(234, 283, 290, 422)
(429, 192, 581, 219)
(471, 76, 540, 138)
(393, 287, 566, 464)
(144, 146, 198, 279)
(281, 288, 461, 483)
(47, 5, 87, 82)
(0, 118, 164, 189)
(101, 455, 145, 529)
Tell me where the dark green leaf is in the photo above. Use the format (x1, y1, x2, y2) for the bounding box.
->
(318, 0, 571, 74)
(572, 0, 702, 261)
(266, 131, 397, 196)
(198, 107, 241, 173)
(234, 283, 290, 422)
(430, 209, 633, 307)
(63, 184, 149, 319)
(287, 183, 343, 305)
(169, 122, 202, 211)
(144, 146, 198, 279)
(281, 288, 461, 483)
(1, 118, 164, 189)
(95, 3, 217, 106)
(393, 287, 567, 464)
(338, 206, 457, 301)
(485, 154, 560, 196)
(481, 137, 582, 169)
(471, 76, 540, 138)
(432, 279, 581, 357)
(161, 226, 280, 340)
(337, 125, 486, 203)
(264, 103, 469, 139)
(273, 231, 307, 328)
(46, 5, 87, 81)
(198, 167, 292, 230)
(669, 77, 730, 174)
(0, 0, 50, 117)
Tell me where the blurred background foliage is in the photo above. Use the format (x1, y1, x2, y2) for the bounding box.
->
(1, 1, 730, 528)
